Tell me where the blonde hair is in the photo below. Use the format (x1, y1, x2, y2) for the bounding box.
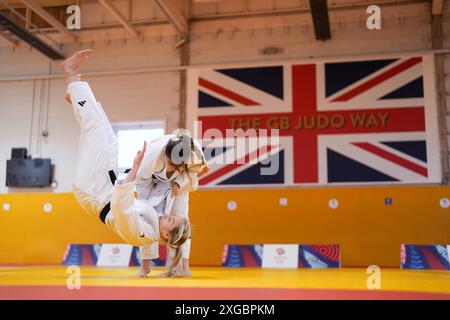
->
(160, 217, 191, 277)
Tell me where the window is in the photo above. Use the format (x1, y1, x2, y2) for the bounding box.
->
(113, 121, 165, 177)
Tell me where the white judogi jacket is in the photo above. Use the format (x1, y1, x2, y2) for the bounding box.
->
(136, 135, 203, 199)
(135, 135, 205, 260)
(110, 180, 160, 246)
(73, 180, 160, 247)
(69, 81, 160, 248)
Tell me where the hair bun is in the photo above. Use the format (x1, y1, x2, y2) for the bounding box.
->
(171, 128, 192, 137)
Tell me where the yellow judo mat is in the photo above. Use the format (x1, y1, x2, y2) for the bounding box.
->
(0, 266, 449, 299)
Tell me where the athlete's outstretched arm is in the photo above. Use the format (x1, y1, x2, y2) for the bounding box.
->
(112, 142, 146, 217)
(124, 141, 147, 184)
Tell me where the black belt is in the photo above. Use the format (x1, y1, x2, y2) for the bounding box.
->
(100, 202, 111, 224)
(100, 170, 116, 224)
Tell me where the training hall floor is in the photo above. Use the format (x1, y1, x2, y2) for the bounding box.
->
(0, 266, 448, 299)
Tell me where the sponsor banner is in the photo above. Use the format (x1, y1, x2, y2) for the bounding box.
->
(262, 244, 299, 269)
(222, 244, 341, 269)
(401, 244, 450, 270)
(62, 244, 168, 267)
(97, 244, 133, 267)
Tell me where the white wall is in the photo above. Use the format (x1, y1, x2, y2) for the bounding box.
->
(0, 37, 181, 193)
(444, 1, 450, 162)
(190, 2, 434, 64)
(0, 0, 448, 193)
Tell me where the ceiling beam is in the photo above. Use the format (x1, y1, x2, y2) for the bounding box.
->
(0, 27, 19, 46)
(154, 0, 189, 37)
(309, 0, 331, 41)
(0, 11, 64, 60)
(19, 0, 77, 42)
(98, 0, 139, 37)
(432, 0, 443, 15)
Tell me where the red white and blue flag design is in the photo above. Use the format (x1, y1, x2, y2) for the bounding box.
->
(189, 55, 440, 186)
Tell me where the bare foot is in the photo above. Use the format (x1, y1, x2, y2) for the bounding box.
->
(64, 90, 72, 104)
(60, 49, 93, 82)
(177, 259, 192, 277)
(136, 267, 151, 278)
(181, 271, 192, 278)
(136, 271, 149, 277)
(179, 267, 192, 278)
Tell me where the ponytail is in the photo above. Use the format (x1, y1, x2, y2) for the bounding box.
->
(160, 217, 190, 277)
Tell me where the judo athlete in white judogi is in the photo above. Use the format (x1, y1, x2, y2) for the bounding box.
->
(135, 133, 207, 277)
(61, 49, 191, 276)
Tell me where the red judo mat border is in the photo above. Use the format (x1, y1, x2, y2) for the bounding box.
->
(0, 286, 449, 300)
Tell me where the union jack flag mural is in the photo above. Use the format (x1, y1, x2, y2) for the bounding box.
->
(189, 55, 440, 186)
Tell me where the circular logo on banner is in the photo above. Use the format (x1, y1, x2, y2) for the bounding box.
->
(440, 198, 449, 209)
(227, 200, 237, 211)
(43, 203, 52, 213)
(328, 199, 339, 209)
